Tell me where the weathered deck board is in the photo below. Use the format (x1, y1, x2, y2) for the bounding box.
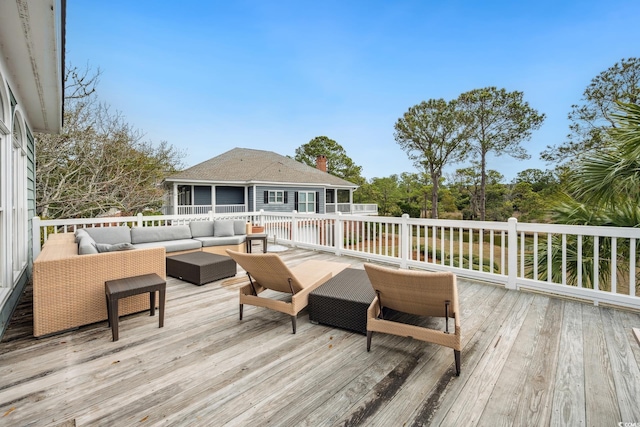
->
(583, 304, 621, 426)
(1, 248, 639, 426)
(513, 297, 564, 426)
(601, 307, 640, 422)
(476, 294, 550, 427)
(550, 301, 585, 426)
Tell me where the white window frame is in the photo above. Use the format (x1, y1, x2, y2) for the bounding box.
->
(268, 190, 284, 204)
(0, 103, 6, 290)
(297, 191, 316, 213)
(0, 78, 6, 290)
(11, 113, 27, 282)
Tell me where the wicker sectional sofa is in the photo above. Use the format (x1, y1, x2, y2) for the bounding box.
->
(32, 220, 250, 337)
(33, 233, 166, 337)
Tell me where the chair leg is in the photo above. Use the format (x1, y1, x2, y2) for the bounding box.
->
(239, 304, 243, 320)
(291, 316, 297, 334)
(367, 331, 372, 351)
(454, 350, 461, 376)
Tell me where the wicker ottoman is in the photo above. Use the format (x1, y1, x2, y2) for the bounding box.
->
(166, 252, 236, 285)
(308, 268, 376, 335)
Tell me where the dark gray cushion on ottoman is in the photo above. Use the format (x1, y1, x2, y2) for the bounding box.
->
(166, 252, 237, 285)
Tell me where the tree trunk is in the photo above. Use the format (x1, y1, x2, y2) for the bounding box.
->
(480, 151, 487, 221)
(431, 171, 439, 219)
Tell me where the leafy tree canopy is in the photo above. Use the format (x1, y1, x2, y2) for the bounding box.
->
(36, 65, 185, 218)
(458, 86, 545, 220)
(394, 98, 470, 218)
(294, 136, 364, 185)
(541, 57, 640, 165)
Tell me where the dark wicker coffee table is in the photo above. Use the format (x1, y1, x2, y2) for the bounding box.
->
(308, 268, 376, 335)
(166, 252, 236, 286)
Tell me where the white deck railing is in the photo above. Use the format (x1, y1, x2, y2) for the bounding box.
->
(33, 211, 640, 310)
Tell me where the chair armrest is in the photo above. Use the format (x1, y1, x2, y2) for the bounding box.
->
(367, 296, 381, 319)
(290, 272, 331, 312)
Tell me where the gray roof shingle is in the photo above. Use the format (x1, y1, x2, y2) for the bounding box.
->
(165, 148, 357, 187)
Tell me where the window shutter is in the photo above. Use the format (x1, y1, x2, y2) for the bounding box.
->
(264, 191, 268, 204)
(316, 191, 320, 213)
(294, 192, 299, 211)
(284, 191, 288, 204)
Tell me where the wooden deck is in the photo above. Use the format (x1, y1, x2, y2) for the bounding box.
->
(1, 248, 640, 426)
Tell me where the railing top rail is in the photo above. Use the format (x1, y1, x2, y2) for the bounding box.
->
(516, 221, 640, 238)
(406, 217, 509, 231)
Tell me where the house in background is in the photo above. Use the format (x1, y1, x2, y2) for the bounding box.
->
(0, 0, 65, 337)
(163, 147, 378, 216)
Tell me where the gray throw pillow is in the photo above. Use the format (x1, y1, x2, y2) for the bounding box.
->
(94, 242, 135, 253)
(78, 235, 98, 255)
(213, 220, 235, 237)
(234, 220, 248, 235)
(74, 228, 89, 243)
(190, 221, 214, 237)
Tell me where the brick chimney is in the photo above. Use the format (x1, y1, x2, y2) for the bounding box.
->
(316, 155, 327, 172)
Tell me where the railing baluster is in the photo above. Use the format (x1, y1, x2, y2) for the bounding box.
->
(577, 235, 583, 288)
(501, 230, 505, 275)
(611, 237, 617, 294)
(547, 233, 553, 283)
(520, 231, 525, 278)
(562, 234, 567, 286)
(432, 225, 436, 265)
(489, 230, 494, 273)
(450, 227, 454, 267)
(469, 228, 473, 271)
(441, 226, 445, 266)
(630, 238, 636, 297)
(479, 228, 484, 272)
(594, 236, 600, 292)
(459, 227, 464, 269)
(533, 233, 538, 280)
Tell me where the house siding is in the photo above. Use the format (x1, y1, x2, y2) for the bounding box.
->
(257, 186, 325, 214)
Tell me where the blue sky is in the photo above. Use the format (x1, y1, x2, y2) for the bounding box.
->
(66, 1, 640, 182)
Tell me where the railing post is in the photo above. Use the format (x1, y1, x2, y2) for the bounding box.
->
(400, 214, 410, 269)
(258, 209, 264, 227)
(137, 213, 143, 227)
(32, 216, 42, 259)
(291, 210, 298, 247)
(335, 212, 343, 256)
(507, 217, 518, 290)
(208, 210, 214, 221)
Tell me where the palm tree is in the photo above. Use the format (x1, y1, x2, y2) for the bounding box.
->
(529, 102, 640, 291)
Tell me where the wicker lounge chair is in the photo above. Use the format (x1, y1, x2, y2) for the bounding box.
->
(363, 263, 462, 376)
(226, 250, 349, 333)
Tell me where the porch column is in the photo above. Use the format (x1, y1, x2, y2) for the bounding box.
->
(252, 186, 257, 212)
(211, 186, 216, 214)
(350, 189, 353, 214)
(172, 183, 178, 215)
